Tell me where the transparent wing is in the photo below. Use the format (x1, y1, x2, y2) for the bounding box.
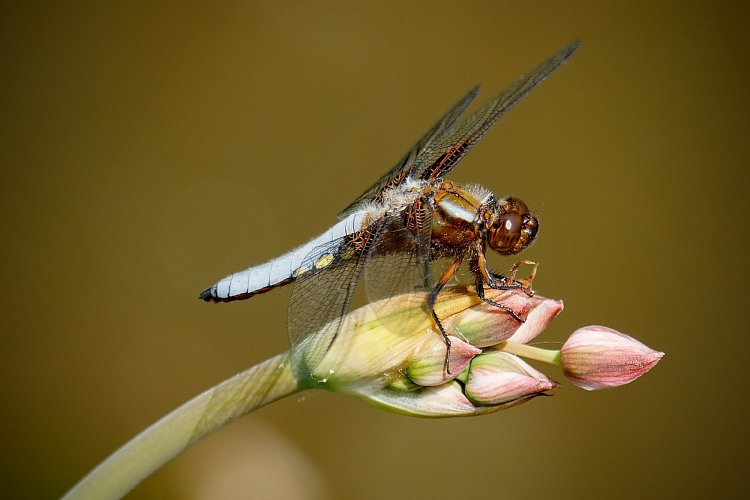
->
(413, 41, 580, 181)
(337, 87, 479, 219)
(287, 226, 379, 380)
(288, 202, 438, 379)
(364, 201, 434, 334)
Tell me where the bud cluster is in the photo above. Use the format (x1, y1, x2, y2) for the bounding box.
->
(299, 285, 663, 417)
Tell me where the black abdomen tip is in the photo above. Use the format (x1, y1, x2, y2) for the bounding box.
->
(198, 287, 217, 302)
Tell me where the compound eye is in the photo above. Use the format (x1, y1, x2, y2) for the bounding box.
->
(490, 212, 523, 254)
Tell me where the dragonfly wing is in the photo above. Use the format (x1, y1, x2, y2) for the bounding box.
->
(363, 201, 434, 333)
(288, 202, 437, 380)
(414, 41, 580, 181)
(337, 87, 479, 219)
(287, 226, 379, 380)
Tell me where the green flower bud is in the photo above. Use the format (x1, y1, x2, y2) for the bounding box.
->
(406, 336, 480, 386)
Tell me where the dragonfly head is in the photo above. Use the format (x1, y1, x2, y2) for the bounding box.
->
(488, 197, 538, 255)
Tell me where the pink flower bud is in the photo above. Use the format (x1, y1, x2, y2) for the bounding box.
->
(464, 351, 559, 406)
(452, 289, 562, 347)
(506, 297, 564, 344)
(365, 379, 544, 418)
(560, 326, 664, 391)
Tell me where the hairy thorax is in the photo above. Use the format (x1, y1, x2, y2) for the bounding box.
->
(429, 181, 492, 250)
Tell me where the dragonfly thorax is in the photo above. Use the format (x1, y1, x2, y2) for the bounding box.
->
(428, 182, 537, 257)
(429, 182, 487, 248)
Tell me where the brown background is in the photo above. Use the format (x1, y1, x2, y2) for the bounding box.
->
(2, 2, 748, 499)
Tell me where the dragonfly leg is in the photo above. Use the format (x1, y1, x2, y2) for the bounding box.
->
(506, 259, 538, 296)
(427, 256, 464, 375)
(472, 250, 526, 323)
(475, 276, 526, 323)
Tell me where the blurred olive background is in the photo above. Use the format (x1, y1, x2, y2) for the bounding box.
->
(2, 1, 748, 499)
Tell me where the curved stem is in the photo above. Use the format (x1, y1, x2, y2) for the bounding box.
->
(63, 352, 299, 500)
(495, 341, 561, 366)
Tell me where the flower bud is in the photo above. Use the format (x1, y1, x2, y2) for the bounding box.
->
(560, 325, 664, 391)
(365, 380, 540, 418)
(464, 351, 559, 406)
(406, 336, 480, 386)
(387, 375, 421, 392)
(452, 289, 561, 347)
(506, 297, 564, 344)
(367, 381, 478, 417)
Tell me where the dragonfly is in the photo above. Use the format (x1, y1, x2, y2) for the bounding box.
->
(200, 41, 579, 377)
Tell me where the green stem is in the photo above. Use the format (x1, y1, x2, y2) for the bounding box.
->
(62, 352, 300, 500)
(495, 341, 561, 366)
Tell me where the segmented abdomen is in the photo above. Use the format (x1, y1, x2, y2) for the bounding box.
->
(199, 211, 367, 302)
